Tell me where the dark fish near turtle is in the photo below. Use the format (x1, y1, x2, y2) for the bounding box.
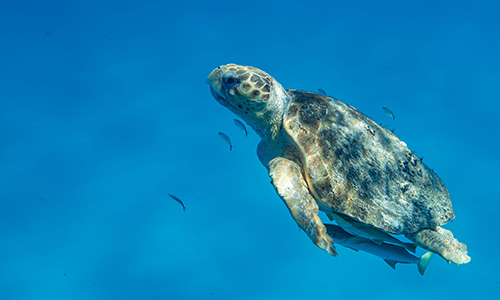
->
(233, 119, 248, 137)
(382, 106, 396, 120)
(168, 194, 186, 211)
(218, 132, 232, 151)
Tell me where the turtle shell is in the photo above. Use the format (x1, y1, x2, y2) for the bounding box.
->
(283, 90, 454, 235)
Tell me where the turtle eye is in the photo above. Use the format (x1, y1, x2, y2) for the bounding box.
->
(222, 76, 240, 89)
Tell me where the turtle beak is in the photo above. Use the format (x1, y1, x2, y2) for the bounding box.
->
(210, 86, 228, 105)
(207, 66, 230, 107)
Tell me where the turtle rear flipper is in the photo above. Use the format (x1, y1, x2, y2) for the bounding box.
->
(406, 226, 470, 265)
(269, 157, 337, 256)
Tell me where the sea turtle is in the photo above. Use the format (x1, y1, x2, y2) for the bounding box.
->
(206, 64, 470, 265)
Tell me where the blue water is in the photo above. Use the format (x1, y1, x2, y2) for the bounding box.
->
(1, 0, 499, 299)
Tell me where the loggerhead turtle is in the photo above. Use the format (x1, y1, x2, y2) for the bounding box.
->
(206, 64, 470, 265)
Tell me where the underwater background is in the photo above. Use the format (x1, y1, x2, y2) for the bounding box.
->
(1, 0, 499, 299)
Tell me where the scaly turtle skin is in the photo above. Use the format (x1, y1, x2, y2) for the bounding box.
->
(206, 64, 470, 265)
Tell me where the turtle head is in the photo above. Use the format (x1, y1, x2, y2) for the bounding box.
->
(206, 64, 289, 139)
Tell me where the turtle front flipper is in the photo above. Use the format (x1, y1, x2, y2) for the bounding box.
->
(269, 157, 338, 256)
(405, 226, 470, 264)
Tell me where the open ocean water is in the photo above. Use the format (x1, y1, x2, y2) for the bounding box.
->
(1, 0, 499, 299)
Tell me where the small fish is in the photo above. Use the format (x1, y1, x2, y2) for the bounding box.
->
(382, 107, 395, 120)
(317, 88, 327, 96)
(218, 132, 232, 151)
(168, 194, 186, 211)
(233, 119, 248, 137)
(325, 224, 434, 275)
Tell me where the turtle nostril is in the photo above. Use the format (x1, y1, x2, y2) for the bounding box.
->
(222, 76, 239, 89)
